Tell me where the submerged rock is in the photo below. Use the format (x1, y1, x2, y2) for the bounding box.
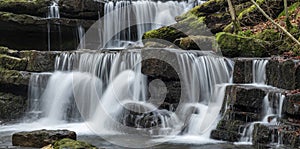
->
(12, 129, 76, 148)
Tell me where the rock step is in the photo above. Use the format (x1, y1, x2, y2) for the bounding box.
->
(210, 129, 241, 142)
(12, 129, 76, 148)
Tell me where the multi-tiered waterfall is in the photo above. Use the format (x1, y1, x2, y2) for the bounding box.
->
(1, 0, 275, 148)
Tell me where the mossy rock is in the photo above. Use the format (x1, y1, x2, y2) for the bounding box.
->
(0, 54, 27, 70)
(142, 26, 187, 44)
(0, 68, 30, 85)
(216, 32, 270, 57)
(0, 0, 51, 17)
(53, 138, 97, 149)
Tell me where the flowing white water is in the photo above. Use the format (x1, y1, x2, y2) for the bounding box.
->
(101, 1, 192, 48)
(47, 1, 60, 51)
(253, 59, 268, 84)
(77, 25, 86, 50)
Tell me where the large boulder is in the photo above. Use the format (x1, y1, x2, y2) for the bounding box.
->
(12, 129, 76, 148)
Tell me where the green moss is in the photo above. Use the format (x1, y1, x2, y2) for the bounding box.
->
(278, 2, 300, 17)
(0, 54, 27, 70)
(53, 138, 97, 149)
(142, 26, 186, 43)
(237, 0, 265, 20)
(216, 32, 270, 57)
(238, 30, 254, 37)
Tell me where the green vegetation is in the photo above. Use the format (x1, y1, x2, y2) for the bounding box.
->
(53, 138, 97, 149)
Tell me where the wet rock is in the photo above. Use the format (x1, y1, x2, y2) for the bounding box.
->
(283, 93, 300, 120)
(59, 0, 104, 20)
(232, 58, 253, 84)
(0, 0, 51, 17)
(0, 92, 27, 122)
(216, 120, 245, 133)
(210, 129, 241, 142)
(0, 54, 27, 70)
(20, 50, 59, 72)
(252, 123, 274, 145)
(222, 85, 266, 113)
(52, 138, 96, 149)
(12, 129, 76, 148)
(0, 69, 30, 96)
(266, 59, 300, 90)
(281, 129, 300, 148)
(0, 11, 94, 50)
(141, 49, 180, 80)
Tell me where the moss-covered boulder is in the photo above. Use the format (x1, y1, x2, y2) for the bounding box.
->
(12, 129, 77, 148)
(174, 35, 216, 51)
(53, 138, 96, 149)
(216, 32, 270, 57)
(0, 92, 27, 122)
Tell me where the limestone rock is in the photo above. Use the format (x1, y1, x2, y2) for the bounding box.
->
(210, 129, 240, 142)
(232, 58, 253, 84)
(12, 129, 76, 148)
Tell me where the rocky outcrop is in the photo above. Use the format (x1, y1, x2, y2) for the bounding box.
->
(266, 58, 300, 90)
(12, 129, 76, 148)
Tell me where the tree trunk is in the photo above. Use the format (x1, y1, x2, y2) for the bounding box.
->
(284, 0, 292, 30)
(227, 0, 240, 34)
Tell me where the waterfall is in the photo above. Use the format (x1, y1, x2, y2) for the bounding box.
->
(22, 50, 234, 138)
(101, 1, 191, 48)
(47, 0, 61, 51)
(253, 59, 268, 84)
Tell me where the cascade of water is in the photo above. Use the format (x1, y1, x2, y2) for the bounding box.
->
(26, 73, 52, 121)
(253, 59, 268, 84)
(47, 0, 61, 51)
(101, 1, 191, 48)
(77, 25, 86, 49)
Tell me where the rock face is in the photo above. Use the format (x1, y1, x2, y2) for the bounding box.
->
(0, 48, 59, 123)
(266, 59, 300, 90)
(210, 84, 283, 142)
(0, 0, 103, 50)
(12, 129, 76, 148)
